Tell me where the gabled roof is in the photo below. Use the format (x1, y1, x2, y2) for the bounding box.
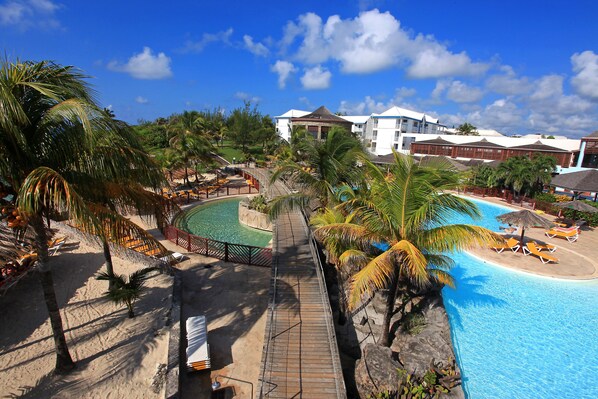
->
(457, 138, 505, 148)
(276, 109, 310, 118)
(583, 130, 598, 139)
(369, 153, 397, 164)
(377, 106, 440, 124)
(292, 106, 352, 123)
(509, 140, 568, 152)
(412, 136, 455, 146)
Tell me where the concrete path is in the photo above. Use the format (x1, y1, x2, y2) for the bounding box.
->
(247, 169, 346, 399)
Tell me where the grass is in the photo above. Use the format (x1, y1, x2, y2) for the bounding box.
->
(216, 141, 266, 163)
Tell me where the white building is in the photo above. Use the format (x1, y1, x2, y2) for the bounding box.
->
(340, 115, 369, 137)
(362, 106, 447, 154)
(274, 109, 309, 142)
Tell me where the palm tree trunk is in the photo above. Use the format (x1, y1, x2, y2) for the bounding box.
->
(381, 272, 400, 347)
(102, 239, 115, 290)
(31, 214, 75, 373)
(127, 301, 135, 318)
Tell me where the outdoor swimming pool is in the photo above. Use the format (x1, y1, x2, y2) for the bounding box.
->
(443, 198, 598, 398)
(174, 197, 272, 248)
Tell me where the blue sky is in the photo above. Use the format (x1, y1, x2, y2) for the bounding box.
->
(2, 0, 598, 138)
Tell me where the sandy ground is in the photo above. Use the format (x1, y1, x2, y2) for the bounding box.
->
(0, 228, 173, 399)
(174, 255, 270, 399)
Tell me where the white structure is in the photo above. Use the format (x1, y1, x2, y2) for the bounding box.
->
(274, 109, 309, 142)
(363, 106, 447, 154)
(445, 128, 504, 137)
(340, 115, 369, 137)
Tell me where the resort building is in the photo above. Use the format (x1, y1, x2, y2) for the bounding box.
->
(409, 136, 579, 168)
(575, 130, 598, 169)
(274, 109, 309, 142)
(276, 106, 354, 141)
(339, 115, 369, 137)
(362, 106, 448, 154)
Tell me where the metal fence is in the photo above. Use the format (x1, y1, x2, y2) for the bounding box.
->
(163, 225, 272, 267)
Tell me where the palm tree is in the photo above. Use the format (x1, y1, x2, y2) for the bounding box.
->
(497, 156, 534, 198)
(0, 59, 171, 372)
(167, 116, 214, 187)
(96, 266, 157, 318)
(269, 126, 365, 218)
(314, 153, 501, 346)
(530, 154, 556, 194)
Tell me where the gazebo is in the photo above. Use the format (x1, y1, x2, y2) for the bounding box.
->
(550, 169, 598, 201)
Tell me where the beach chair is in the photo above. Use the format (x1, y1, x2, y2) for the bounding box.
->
(186, 315, 211, 372)
(491, 237, 520, 253)
(48, 236, 67, 255)
(545, 228, 579, 243)
(523, 243, 558, 264)
(531, 241, 557, 253)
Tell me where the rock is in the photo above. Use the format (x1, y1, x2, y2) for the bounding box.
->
(354, 344, 401, 398)
(391, 296, 465, 399)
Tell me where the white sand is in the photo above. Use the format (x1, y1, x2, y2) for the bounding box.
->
(0, 228, 173, 398)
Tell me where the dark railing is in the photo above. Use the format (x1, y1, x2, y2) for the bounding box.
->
(163, 225, 272, 267)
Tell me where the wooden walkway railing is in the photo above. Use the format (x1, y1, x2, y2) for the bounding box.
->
(163, 225, 272, 267)
(247, 168, 346, 399)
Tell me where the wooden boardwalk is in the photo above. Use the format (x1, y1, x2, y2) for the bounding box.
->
(248, 169, 346, 399)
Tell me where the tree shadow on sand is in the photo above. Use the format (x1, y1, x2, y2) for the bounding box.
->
(3, 275, 172, 399)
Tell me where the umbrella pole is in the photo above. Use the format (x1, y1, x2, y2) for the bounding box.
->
(520, 227, 525, 245)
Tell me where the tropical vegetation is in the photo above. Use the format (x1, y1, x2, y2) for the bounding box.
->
(313, 153, 500, 346)
(468, 154, 557, 198)
(96, 266, 158, 318)
(0, 59, 169, 372)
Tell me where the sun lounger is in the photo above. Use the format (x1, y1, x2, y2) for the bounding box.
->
(531, 241, 557, 253)
(545, 228, 579, 243)
(491, 237, 520, 253)
(186, 315, 211, 372)
(523, 242, 558, 264)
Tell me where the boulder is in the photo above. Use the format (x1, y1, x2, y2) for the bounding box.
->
(354, 344, 401, 398)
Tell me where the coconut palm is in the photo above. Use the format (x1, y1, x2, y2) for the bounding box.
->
(497, 156, 534, 198)
(167, 118, 214, 187)
(96, 266, 158, 318)
(0, 59, 170, 372)
(269, 126, 365, 218)
(314, 153, 501, 346)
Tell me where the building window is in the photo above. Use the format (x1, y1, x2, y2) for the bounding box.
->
(371, 142, 377, 151)
(373, 118, 378, 128)
(395, 119, 401, 129)
(394, 143, 399, 150)
(394, 131, 400, 141)
(373, 130, 378, 140)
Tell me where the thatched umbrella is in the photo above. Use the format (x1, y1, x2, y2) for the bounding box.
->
(496, 209, 554, 244)
(553, 199, 598, 213)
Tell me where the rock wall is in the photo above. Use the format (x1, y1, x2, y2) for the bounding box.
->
(238, 201, 272, 231)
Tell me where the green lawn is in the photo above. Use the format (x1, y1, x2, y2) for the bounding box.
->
(216, 141, 266, 163)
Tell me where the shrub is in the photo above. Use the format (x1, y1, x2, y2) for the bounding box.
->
(534, 192, 556, 203)
(554, 194, 572, 202)
(248, 195, 269, 213)
(402, 312, 426, 336)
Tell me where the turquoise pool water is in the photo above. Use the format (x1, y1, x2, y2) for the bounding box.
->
(175, 197, 272, 248)
(443, 198, 598, 399)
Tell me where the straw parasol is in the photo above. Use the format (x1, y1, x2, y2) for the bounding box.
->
(553, 199, 598, 213)
(496, 209, 554, 244)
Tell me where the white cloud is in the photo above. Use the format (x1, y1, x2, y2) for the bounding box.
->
(234, 91, 260, 103)
(300, 65, 331, 90)
(571, 50, 598, 100)
(282, 9, 487, 78)
(0, 0, 61, 29)
(243, 35, 269, 57)
(486, 65, 531, 95)
(529, 75, 563, 101)
(108, 47, 173, 80)
(270, 60, 296, 89)
(135, 96, 148, 104)
(180, 28, 233, 53)
(445, 80, 484, 103)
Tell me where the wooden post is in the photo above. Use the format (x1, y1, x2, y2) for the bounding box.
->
(248, 248, 252, 265)
(224, 242, 229, 262)
(187, 232, 191, 251)
(205, 239, 209, 256)
(227, 186, 229, 196)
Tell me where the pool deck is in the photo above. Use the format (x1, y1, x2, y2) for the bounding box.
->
(461, 194, 598, 280)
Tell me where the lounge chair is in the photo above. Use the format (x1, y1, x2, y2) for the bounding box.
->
(523, 243, 558, 264)
(491, 237, 520, 253)
(545, 228, 579, 243)
(531, 241, 557, 253)
(186, 315, 211, 371)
